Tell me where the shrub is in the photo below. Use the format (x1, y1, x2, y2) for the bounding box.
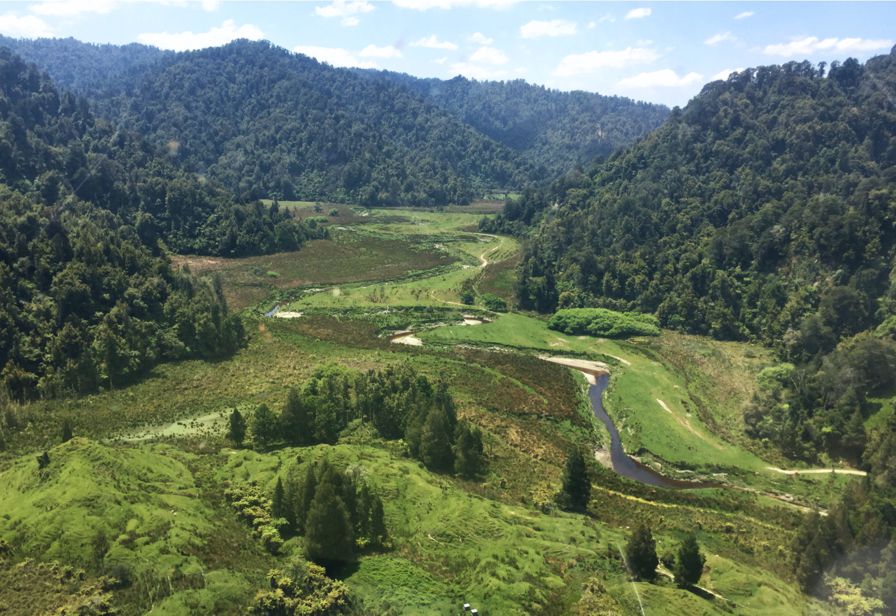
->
(548, 308, 660, 338)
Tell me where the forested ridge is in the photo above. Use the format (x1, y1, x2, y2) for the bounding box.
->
(512, 49, 896, 346)
(0, 37, 668, 205)
(490, 49, 896, 609)
(363, 71, 668, 179)
(0, 48, 293, 398)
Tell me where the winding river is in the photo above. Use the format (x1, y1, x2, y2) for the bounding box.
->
(588, 374, 713, 489)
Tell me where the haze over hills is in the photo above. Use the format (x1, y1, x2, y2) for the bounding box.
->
(360, 70, 669, 178)
(0, 36, 668, 206)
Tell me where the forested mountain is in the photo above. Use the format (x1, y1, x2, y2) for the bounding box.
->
(367, 71, 668, 178)
(0, 47, 321, 257)
(502, 48, 896, 469)
(513, 49, 896, 343)
(0, 36, 170, 98)
(0, 47, 306, 398)
(0, 37, 667, 205)
(2, 39, 528, 206)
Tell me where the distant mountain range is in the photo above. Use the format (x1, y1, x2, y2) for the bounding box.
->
(0, 36, 668, 206)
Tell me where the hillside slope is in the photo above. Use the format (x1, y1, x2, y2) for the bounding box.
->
(0, 37, 667, 205)
(368, 71, 668, 178)
(515, 49, 896, 348)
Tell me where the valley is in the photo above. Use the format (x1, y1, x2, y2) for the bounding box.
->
(0, 23, 893, 616)
(0, 204, 863, 614)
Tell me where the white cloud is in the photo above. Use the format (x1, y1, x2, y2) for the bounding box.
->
(411, 34, 458, 50)
(617, 69, 703, 88)
(470, 45, 508, 65)
(393, 0, 517, 10)
(705, 31, 736, 47)
(519, 19, 577, 39)
(468, 32, 493, 45)
(624, 7, 651, 20)
(553, 46, 659, 77)
(137, 19, 263, 51)
(359, 44, 402, 59)
(449, 61, 507, 80)
(293, 44, 377, 68)
(712, 67, 744, 80)
(763, 36, 894, 57)
(0, 13, 53, 37)
(199, 0, 219, 11)
(315, 0, 374, 26)
(586, 20, 596, 30)
(734, 11, 754, 20)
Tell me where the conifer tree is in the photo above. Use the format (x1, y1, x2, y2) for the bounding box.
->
(251, 404, 279, 449)
(304, 477, 354, 565)
(281, 387, 312, 445)
(420, 405, 455, 472)
(673, 534, 705, 587)
(369, 496, 388, 548)
(61, 419, 73, 443)
(228, 408, 246, 447)
(272, 477, 286, 520)
(355, 483, 372, 540)
(625, 524, 659, 581)
(293, 462, 318, 534)
(558, 449, 590, 512)
(454, 422, 485, 478)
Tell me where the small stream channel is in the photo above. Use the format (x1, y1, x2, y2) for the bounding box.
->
(589, 374, 714, 489)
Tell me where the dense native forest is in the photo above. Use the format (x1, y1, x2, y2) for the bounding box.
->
(365, 71, 669, 178)
(488, 47, 896, 607)
(499, 48, 896, 456)
(0, 37, 668, 206)
(0, 47, 327, 398)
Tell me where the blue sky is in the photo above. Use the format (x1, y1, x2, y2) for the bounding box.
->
(0, 1, 893, 106)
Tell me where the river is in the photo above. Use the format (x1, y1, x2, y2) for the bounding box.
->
(588, 374, 713, 489)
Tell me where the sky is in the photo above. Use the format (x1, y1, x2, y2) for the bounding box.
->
(0, 1, 893, 107)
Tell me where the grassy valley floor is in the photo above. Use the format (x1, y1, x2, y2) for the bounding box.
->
(0, 204, 860, 615)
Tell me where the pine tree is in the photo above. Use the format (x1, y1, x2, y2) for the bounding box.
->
(625, 524, 658, 581)
(61, 418, 73, 443)
(419, 406, 455, 472)
(293, 462, 318, 534)
(558, 449, 590, 512)
(228, 408, 246, 447)
(304, 477, 354, 566)
(272, 477, 286, 520)
(251, 404, 279, 449)
(454, 422, 485, 478)
(369, 496, 388, 548)
(37, 451, 50, 470)
(355, 483, 372, 540)
(281, 387, 313, 445)
(673, 534, 705, 587)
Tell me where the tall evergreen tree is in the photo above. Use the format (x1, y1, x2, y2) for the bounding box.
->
(251, 404, 279, 449)
(369, 497, 388, 548)
(625, 524, 659, 582)
(61, 419, 73, 443)
(419, 405, 455, 472)
(272, 477, 286, 520)
(228, 408, 246, 447)
(673, 534, 706, 588)
(558, 449, 590, 512)
(281, 387, 313, 445)
(304, 478, 355, 566)
(454, 422, 485, 479)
